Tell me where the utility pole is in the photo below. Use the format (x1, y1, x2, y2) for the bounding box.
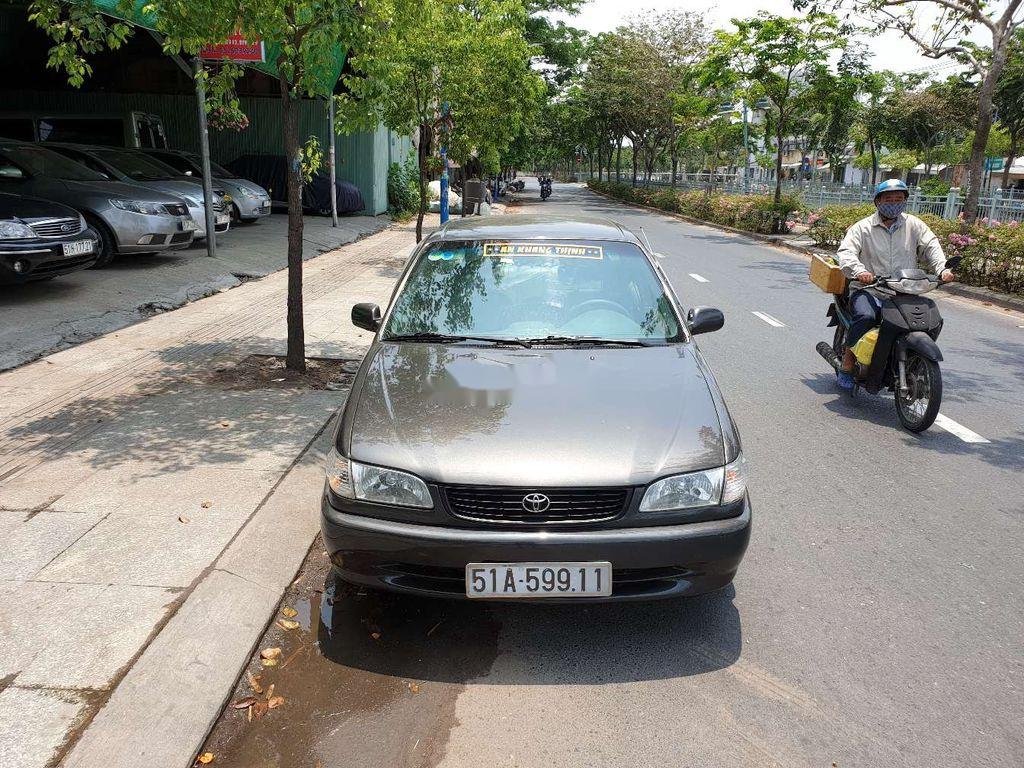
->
(742, 101, 750, 194)
(193, 57, 217, 257)
(439, 102, 451, 225)
(328, 97, 338, 227)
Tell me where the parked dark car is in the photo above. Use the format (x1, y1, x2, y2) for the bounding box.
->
(322, 215, 750, 602)
(0, 192, 99, 283)
(224, 154, 365, 215)
(0, 141, 196, 267)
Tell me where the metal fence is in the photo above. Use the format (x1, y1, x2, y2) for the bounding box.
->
(578, 172, 1024, 223)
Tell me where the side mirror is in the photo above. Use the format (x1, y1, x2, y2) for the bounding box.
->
(687, 306, 725, 336)
(352, 303, 382, 332)
(946, 255, 962, 271)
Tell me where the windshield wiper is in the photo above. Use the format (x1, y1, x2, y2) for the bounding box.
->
(384, 332, 532, 348)
(519, 335, 657, 347)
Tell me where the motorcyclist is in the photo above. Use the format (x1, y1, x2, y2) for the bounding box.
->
(834, 178, 955, 390)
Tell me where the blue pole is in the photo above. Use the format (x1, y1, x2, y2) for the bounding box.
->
(439, 102, 450, 224)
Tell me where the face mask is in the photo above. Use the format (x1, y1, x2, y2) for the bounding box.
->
(877, 200, 907, 219)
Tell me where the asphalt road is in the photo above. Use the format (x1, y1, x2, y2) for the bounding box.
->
(201, 181, 1024, 768)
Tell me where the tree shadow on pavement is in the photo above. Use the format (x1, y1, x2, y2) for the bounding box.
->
(318, 581, 742, 685)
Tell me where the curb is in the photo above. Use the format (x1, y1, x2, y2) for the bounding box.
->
(586, 186, 1024, 314)
(60, 419, 336, 768)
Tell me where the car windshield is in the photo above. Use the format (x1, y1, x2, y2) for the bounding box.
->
(94, 149, 172, 181)
(3, 145, 105, 181)
(384, 239, 682, 343)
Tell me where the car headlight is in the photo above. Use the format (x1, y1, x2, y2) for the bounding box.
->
(0, 220, 35, 239)
(640, 454, 747, 511)
(110, 199, 167, 216)
(238, 187, 258, 199)
(325, 448, 432, 509)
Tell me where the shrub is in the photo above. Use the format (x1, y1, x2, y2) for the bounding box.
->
(387, 160, 419, 217)
(919, 177, 951, 196)
(588, 181, 802, 235)
(806, 203, 875, 248)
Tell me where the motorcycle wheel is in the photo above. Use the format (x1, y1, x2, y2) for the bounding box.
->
(895, 352, 942, 433)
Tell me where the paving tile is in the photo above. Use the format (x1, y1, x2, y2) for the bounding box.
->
(0, 687, 87, 768)
(0, 455, 100, 511)
(0, 581, 175, 689)
(54, 466, 279, 519)
(36, 509, 248, 588)
(0, 510, 103, 581)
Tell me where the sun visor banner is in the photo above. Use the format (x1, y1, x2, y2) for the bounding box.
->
(483, 243, 604, 259)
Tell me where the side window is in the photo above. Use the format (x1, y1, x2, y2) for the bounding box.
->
(0, 118, 35, 142)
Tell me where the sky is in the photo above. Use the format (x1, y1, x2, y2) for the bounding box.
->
(549, 0, 978, 77)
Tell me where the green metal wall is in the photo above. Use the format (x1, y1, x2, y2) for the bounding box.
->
(1, 89, 395, 215)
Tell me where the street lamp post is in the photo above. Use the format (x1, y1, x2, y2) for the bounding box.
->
(438, 103, 451, 225)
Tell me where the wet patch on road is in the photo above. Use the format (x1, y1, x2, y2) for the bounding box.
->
(199, 540, 502, 768)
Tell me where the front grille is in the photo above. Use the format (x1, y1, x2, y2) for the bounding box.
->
(444, 486, 630, 524)
(212, 198, 226, 212)
(169, 232, 192, 244)
(163, 203, 188, 217)
(29, 218, 82, 237)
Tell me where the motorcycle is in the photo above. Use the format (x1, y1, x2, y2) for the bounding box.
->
(540, 177, 553, 201)
(815, 258, 959, 433)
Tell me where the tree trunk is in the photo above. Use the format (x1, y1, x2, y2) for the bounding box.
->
(631, 147, 638, 188)
(279, 78, 305, 372)
(615, 138, 622, 182)
(1002, 135, 1017, 190)
(671, 153, 678, 189)
(964, 52, 1008, 221)
(415, 123, 428, 243)
(774, 121, 784, 205)
(869, 136, 878, 186)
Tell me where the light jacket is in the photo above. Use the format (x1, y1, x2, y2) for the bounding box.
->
(836, 212, 947, 280)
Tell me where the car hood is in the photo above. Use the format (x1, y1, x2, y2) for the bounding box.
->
(220, 177, 268, 197)
(53, 178, 187, 203)
(0, 192, 78, 220)
(346, 343, 726, 486)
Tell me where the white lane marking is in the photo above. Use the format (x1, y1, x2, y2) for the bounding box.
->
(751, 311, 786, 328)
(934, 414, 990, 444)
(689, 273, 709, 283)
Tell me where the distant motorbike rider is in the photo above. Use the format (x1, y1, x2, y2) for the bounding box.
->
(834, 178, 955, 390)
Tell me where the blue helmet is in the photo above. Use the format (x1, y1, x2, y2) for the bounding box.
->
(874, 179, 909, 199)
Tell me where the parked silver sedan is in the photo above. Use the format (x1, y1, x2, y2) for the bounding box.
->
(140, 149, 272, 223)
(45, 144, 230, 239)
(0, 141, 196, 266)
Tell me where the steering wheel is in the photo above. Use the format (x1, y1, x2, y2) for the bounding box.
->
(571, 298, 632, 316)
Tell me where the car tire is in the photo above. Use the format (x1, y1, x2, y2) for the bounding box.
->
(84, 215, 117, 268)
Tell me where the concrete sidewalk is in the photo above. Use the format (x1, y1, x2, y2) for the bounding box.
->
(0, 217, 428, 768)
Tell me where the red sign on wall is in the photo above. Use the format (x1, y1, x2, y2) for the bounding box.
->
(200, 33, 265, 63)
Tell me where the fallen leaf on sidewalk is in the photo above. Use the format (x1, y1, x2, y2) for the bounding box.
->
(268, 695, 285, 709)
(251, 699, 269, 719)
(231, 696, 257, 710)
(408, 682, 421, 694)
(178, 516, 190, 524)
(259, 647, 281, 666)
(276, 619, 300, 631)
(196, 753, 215, 765)
(281, 607, 298, 618)
(201, 501, 212, 509)
(265, 684, 275, 700)
(246, 671, 263, 695)
(370, 632, 381, 641)
(218, 420, 231, 428)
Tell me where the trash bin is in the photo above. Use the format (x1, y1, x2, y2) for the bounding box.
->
(462, 178, 486, 216)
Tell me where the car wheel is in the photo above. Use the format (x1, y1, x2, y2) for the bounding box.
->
(84, 215, 117, 268)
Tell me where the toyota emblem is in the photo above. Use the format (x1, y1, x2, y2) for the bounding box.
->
(522, 493, 551, 513)
(60, 223, 73, 232)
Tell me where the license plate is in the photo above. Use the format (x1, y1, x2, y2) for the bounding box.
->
(62, 240, 93, 257)
(181, 219, 198, 232)
(215, 213, 230, 226)
(466, 562, 612, 599)
(260, 201, 271, 211)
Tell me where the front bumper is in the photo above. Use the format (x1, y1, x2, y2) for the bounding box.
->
(234, 196, 272, 220)
(0, 230, 99, 283)
(321, 495, 751, 601)
(105, 209, 196, 253)
(185, 204, 231, 238)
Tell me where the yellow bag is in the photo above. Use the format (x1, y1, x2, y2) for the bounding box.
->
(852, 328, 879, 366)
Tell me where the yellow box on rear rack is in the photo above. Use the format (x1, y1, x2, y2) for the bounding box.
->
(809, 254, 847, 294)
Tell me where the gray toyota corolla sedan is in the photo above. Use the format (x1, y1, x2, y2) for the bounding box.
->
(322, 215, 750, 601)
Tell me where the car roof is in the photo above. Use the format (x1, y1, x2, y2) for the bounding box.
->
(432, 214, 644, 246)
